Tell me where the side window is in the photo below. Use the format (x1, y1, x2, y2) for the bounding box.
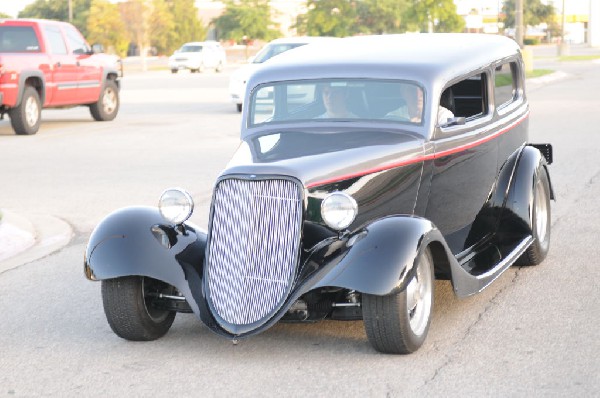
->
(440, 72, 489, 126)
(43, 26, 67, 55)
(494, 62, 519, 109)
(0, 26, 40, 52)
(63, 25, 89, 54)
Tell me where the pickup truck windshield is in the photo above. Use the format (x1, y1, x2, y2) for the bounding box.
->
(250, 79, 424, 127)
(0, 26, 40, 52)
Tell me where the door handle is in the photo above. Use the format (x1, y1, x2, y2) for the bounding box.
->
(55, 62, 61, 67)
(76, 61, 80, 66)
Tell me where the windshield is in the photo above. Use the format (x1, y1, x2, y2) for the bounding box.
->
(180, 45, 202, 53)
(249, 79, 424, 127)
(253, 43, 306, 63)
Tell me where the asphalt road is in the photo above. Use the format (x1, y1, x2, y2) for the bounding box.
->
(0, 59, 599, 397)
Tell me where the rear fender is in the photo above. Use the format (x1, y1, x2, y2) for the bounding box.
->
(501, 145, 551, 236)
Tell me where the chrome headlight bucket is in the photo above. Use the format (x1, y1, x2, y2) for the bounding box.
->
(320, 192, 358, 230)
(158, 188, 194, 225)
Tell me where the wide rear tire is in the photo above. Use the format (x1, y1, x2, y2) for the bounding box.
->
(518, 168, 551, 265)
(9, 86, 41, 135)
(101, 276, 176, 341)
(363, 247, 435, 354)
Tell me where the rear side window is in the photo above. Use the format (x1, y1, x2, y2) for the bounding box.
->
(441, 72, 489, 124)
(494, 62, 519, 109)
(44, 26, 67, 55)
(0, 26, 40, 52)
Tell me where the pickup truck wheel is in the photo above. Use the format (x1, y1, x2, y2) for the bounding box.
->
(171, 69, 178, 74)
(518, 169, 551, 265)
(101, 276, 176, 341)
(90, 80, 119, 121)
(9, 86, 41, 135)
(363, 247, 434, 354)
(236, 103, 242, 112)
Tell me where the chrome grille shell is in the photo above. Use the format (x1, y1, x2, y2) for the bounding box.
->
(205, 176, 303, 334)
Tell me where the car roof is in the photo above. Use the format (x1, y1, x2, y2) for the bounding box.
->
(266, 36, 338, 45)
(248, 34, 521, 91)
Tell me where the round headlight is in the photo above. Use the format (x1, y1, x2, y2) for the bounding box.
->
(321, 192, 358, 230)
(158, 188, 194, 225)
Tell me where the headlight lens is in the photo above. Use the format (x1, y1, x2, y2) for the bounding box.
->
(158, 188, 194, 224)
(321, 192, 358, 230)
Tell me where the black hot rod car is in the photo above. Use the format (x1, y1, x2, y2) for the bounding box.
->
(85, 34, 553, 354)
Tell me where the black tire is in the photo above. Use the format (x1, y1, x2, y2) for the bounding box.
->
(236, 103, 242, 113)
(9, 86, 41, 135)
(363, 247, 435, 354)
(90, 79, 119, 121)
(190, 68, 198, 73)
(171, 69, 178, 74)
(101, 276, 176, 341)
(518, 169, 551, 265)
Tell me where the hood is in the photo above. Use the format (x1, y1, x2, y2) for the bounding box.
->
(223, 128, 425, 188)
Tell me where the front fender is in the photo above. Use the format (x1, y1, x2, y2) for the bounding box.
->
(84, 207, 208, 317)
(312, 216, 448, 296)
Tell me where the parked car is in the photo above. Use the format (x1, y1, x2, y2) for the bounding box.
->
(168, 41, 226, 73)
(229, 37, 336, 112)
(0, 18, 122, 135)
(85, 34, 554, 354)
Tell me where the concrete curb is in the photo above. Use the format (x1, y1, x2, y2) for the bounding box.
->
(0, 209, 73, 274)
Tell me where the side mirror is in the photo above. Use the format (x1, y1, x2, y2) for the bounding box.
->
(91, 43, 104, 54)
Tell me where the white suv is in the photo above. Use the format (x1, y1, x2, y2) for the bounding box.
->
(228, 37, 336, 112)
(169, 41, 226, 73)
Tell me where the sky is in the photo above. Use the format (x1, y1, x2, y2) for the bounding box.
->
(0, 0, 35, 18)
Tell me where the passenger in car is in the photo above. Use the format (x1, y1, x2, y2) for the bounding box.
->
(386, 84, 454, 124)
(317, 84, 358, 119)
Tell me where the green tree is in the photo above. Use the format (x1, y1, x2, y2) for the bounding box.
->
(87, 0, 128, 56)
(502, 0, 555, 28)
(168, 0, 206, 50)
(356, 0, 408, 35)
(19, 0, 92, 36)
(213, 0, 279, 43)
(296, 0, 359, 37)
(148, 0, 175, 55)
(403, 0, 464, 33)
(0, 12, 12, 19)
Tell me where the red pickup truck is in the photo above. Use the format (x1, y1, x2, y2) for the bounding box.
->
(0, 19, 122, 135)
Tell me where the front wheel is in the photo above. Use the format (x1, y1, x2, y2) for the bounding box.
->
(101, 276, 176, 341)
(363, 247, 435, 354)
(90, 79, 119, 121)
(9, 86, 41, 135)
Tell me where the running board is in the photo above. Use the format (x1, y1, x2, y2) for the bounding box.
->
(449, 236, 533, 298)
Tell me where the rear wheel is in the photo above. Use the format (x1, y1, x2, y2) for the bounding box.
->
(9, 86, 41, 135)
(236, 103, 242, 112)
(101, 276, 176, 341)
(519, 169, 551, 265)
(363, 247, 434, 354)
(171, 69, 178, 74)
(90, 79, 119, 121)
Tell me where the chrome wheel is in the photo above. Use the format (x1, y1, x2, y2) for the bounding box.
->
(406, 251, 434, 336)
(102, 87, 117, 115)
(535, 178, 549, 244)
(25, 95, 40, 128)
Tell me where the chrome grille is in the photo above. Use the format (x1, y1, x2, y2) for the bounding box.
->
(206, 178, 303, 328)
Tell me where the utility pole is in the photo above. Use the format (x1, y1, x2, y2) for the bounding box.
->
(68, 0, 73, 22)
(515, 0, 523, 48)
(559, 0, 569, 55)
